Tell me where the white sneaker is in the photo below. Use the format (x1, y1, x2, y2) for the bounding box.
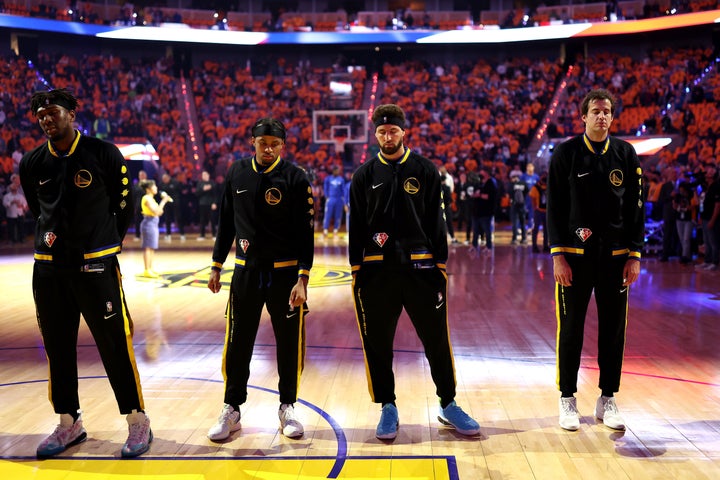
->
(559, 397, 580, 431)
(122, 410, 152, 457)
(279, 404, 304, 438)
(37, 413, 87, 457)
(207, 404, 241, 441)
(595, 396, 625, 430)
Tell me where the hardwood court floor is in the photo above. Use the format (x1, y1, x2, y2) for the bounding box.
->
(1, 232, 719, 479)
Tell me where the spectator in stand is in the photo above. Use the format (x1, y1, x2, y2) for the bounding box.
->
(195, 170, 217, 240)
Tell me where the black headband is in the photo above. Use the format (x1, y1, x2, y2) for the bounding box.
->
(37, 97, 75, 113)
(373, 115, 405, 130)
(251, 122, 286, 141)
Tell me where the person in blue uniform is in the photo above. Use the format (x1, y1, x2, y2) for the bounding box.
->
(323, 165, 346, 237)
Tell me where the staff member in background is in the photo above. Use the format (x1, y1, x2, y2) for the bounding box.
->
(547, 88, 644, 432)
(529, 172, 549, 253)
(349, 103, 480, 441)
(195, 170, 217, 240)
(19, 88, 152, 458)
(206, 117, 314, 442)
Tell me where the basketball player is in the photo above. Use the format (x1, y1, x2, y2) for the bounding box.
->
(19, 88, 152, 458)
(547, 88, 644, 432)
(348, 104, 480, 440)
(206, 117, 314, 441)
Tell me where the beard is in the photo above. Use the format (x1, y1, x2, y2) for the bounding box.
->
(379, 141, 403, 156)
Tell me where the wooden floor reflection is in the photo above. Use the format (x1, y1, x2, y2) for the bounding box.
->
(1, 232, 719, 479)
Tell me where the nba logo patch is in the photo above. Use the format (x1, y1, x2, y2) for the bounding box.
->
(43, 231, 57, 248)
(106, 302, 113, 313)
(373, 232, 389, 247)
(575, 228, 592, 242)
(239, 239, 250, 253)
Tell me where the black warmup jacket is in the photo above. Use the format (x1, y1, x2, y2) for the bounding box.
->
(211, 156, 314, 276)
(19, 131, 134, 266)
(348, 148, 448, 272)
(547, 134, 644, 259)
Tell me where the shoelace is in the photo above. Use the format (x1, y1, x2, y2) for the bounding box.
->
(604, 399, 619, 415)
(218, 407, 236, 423)
(281, 408, 298, 424)
(127, 421, 148, 443)
(561, 400, 578, 415)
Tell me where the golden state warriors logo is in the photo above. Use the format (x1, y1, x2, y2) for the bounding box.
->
(74, 170, 92, 188)
(265, 187, 282, 205)
(403, 177, 420, 194)
(609, 169, 623, 187)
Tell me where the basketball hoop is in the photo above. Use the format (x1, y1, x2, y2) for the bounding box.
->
(332, 136, 347, 154)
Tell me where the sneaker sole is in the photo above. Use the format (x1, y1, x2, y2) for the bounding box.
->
(559, 421, 580, 431)
(207, 420, 241, 441)
(121, 429, 153, 458)
(375, 420, 399, 440)
(37, 431, 88, 458)
(437, 415, 480, 436)
(282, 427, 304, 439)
(375, 429, 398, 440)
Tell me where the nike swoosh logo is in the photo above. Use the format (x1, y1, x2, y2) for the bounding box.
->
(619, 288, 627, 293)
(104, 313, 117, 319)
(435, 302, 445, 310)
(286, 312, 298, 319)
(372, 183, 383, 189)
(39, 179, 51, 185)
(236, 189, 248, 194)
(577, 172, 590, 178)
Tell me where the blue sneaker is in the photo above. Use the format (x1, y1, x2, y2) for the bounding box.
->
(438, 401, 480, 436)
(376, 403, 399, 440)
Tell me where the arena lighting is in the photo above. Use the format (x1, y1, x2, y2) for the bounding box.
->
(626, 137, 672, 156)
(116, 141, 159, 161)
(417, 23, 591, 43)
(2, 9, 720, 45)
(97, 26, 267, 45)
